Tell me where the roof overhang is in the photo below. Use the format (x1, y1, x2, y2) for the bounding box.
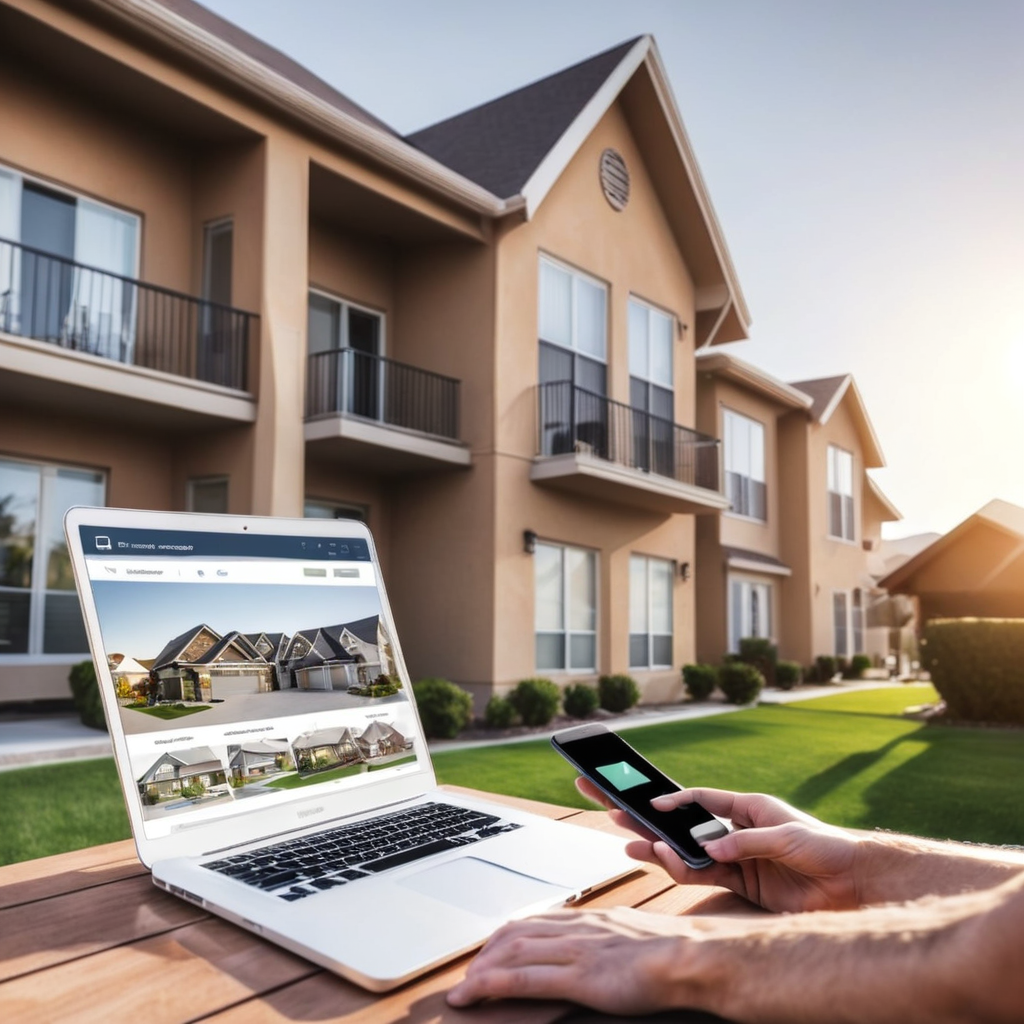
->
(696, 351, 813, 411)
(816, 376, 886, 468)
(865, 476, 902, 522)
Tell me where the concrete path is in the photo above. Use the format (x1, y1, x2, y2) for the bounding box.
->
(0, 681, 902, 772)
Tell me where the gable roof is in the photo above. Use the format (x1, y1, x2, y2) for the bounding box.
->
(407, 39, 640, 200)
(152, 623, 219, 669)
(790, 374, 885, 468)
(696, 351, 813, 411)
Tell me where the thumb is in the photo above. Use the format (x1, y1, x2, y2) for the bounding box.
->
(701, 823, 801, 864)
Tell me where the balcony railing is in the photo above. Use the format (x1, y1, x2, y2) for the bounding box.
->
(306, 348, 460, 441)
(537, 380, 721, 491)
(0, 237, 254, 391)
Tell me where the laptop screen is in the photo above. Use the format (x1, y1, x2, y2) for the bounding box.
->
(75, 522, 430, 841)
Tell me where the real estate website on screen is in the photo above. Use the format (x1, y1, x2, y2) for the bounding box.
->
(77, 525, 428, 840)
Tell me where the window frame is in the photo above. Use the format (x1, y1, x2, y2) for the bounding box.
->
(304, 498, 368, 523)
(627, 296, 675, 407)
(186, 476, 229, 515)
(833, 588, 865, 657)
(628, 554, 674, 670)
(827, 444, 855, 541)
(307, 287, 386, 356)
(537, 254, 608, 390)
(727, 576, 773, 654)
(534, 539, 598, 674)
(722, 407, 767, 522)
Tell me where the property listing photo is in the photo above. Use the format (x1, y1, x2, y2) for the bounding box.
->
(134, 744, 234, 821)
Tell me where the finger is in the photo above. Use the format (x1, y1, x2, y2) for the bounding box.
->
(699, 822, 804, 864)
(648, 840, 747, 891)
(652, 788, 808, 830)
(448, 964, 577, 1007)
(575, 776, 615, 809)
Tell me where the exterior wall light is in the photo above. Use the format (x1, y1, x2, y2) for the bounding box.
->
(523, 530, 538, 555)
(679, 561, 691, 581)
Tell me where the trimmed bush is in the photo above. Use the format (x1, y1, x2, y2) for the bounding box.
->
(484, 695, 518, 729)
(844, 654, 872, 680)
(412, 678, 473, 739)
(682, 663, 717, 701)
(718, 662, 765, 705)
(68, 660, 107, 731)
(814, 655, 838, 682)
(598, 674, 641, 713)
(563, 682, 600, 718)
(922, 619, 1024, 725)
(775, 660, 802, 690)
(508, 677, 562, 727)
(738, 637, 777, 687)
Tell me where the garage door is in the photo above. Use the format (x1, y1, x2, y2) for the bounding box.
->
(212, 674, 262, 697)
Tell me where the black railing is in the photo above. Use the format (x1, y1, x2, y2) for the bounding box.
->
(0, 237, 254, 390)
(306, 348, 460, 441)
(537, 381, 721, 491)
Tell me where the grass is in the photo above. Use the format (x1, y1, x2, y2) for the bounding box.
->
(126, 704, 212, 721)
(4, 685, 1023, 866)
(266, 763, 366, 789)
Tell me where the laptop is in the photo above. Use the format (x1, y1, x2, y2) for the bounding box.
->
(64, 507, 636, 991)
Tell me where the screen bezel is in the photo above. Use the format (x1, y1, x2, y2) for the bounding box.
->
(64, 506, 436, 868)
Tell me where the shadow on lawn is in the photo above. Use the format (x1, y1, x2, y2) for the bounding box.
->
(789, 734, 911, 809)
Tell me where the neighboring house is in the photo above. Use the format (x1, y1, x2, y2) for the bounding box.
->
(695, 352, 901, 667)
(291, 720, 410, 774)
(137, 746, 229, 802)
(0, 1, 755, 709)
(108, 654, 149, 693)
(151, 625, 276, 701)
(228, 739, 294, 781)
(278, 615, 386, 691)
(879, 499, 1024, 624)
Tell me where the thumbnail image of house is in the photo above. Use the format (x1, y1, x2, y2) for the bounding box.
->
(279, 615, 390, 691)
(227, 738, 295, 782)
(292, 720, 410, 775)
(137, 746, 230, 804)
(150, 625, 277, 701)
(108, 654, 150, 695)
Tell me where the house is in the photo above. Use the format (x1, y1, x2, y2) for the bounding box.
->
(292, 720, 410, 774)
(228, 738, 294, 781)
(879, 499, 1024, 624)
(151, 624, 276, 700)
(695, 352, 901, 667)
(1, 0, 755, 710)
(137, 745, 229, 802)
(278, 615, 386, 691)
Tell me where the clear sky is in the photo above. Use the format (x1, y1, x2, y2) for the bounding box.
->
(201, 0, 1024, 539)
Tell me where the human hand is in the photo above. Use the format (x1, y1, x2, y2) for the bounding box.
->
(574, 777, 865, 913)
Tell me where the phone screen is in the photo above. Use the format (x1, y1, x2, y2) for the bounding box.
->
(554, 728, 720, 866)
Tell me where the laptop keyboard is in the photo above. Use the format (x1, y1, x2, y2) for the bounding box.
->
(201, 801, 522, 901)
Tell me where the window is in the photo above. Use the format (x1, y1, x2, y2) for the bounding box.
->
(304, 499, 367, 523)
(0, 458, 105, 656)
(833, 589, 865, 657)
(0, 164, 139, 359)
(629, 555, 673, 669)
(827, 445, 855, 540)
(723, 409, 766, 521)
(535, 541, 597, 672)
(307, 291, 383, 420)
(538, 257, 607, 393)
(186, 477, 228, 514)
(629, 299, 675, 475)
(728, 578, 772, 653)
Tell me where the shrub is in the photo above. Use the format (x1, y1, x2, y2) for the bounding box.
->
(68, 660, 107, 731)
(682, 663, 717, 701)
(484, 695, 518, 729)
(563, 682, 600, 718)
(844, 654, 872, 680)
(508, 677, 562, 727)
(738, 637, 777, 687)
(412, 678, 474, 738)
(598, 674, 641, 713)
(814, 655, 838, 682)
(718, 662, 764, 705)
(922, 619, 1024, 725)
(775, 660, 802, 690)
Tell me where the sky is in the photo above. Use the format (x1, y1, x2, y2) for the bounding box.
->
(200, 0, 1024, 540)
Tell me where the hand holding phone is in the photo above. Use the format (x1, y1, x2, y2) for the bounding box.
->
(551, 723, 729, 869)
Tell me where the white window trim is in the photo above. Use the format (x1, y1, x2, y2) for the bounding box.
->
(308, 287, 387, 357)
(629, 553, 674, 670)
(535, 540, 599, 674)
(627, 294, 676, 392)
(723, 406, 767, 523)
(827, 444, 856, 542)
(832, 587, 865, 657)
(537, 253, 608, 363)
(727, 575, 773, 654)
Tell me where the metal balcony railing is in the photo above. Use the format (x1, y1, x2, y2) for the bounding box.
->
(306, 348, 460, 442)
(537, 380, 721, 491)
(0, 237, 255, 391)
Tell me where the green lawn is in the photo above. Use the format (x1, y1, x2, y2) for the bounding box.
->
(126, 704, 213, 722)
(3, 685, 1023, 867)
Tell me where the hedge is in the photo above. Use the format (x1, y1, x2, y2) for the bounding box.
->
(562, 682, 600, 718)
(508, 678, 562, 727)
(598, 674, 640, 713)
(921, 619, 1024, 725)
(738, 637, 777, 687)
(412, 678, 473, 738)
(682, 663, 717, 701)
(718, 662, 765, 705)
(69, 660, 107, 731)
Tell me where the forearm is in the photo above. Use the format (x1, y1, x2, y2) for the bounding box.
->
(853, 830, 1024, 904)
(669, 875, 1024, 1024)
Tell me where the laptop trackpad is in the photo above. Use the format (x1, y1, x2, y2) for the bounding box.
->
(399, 856, 571, 917)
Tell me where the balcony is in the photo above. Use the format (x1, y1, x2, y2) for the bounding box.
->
(304, 348, 470, 473)
(532, 381, 729, 515)
(0, 238, 257, 428)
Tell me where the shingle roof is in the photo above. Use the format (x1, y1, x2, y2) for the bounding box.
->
(405, 38, 641, 198)
(150, 0, 397, 136)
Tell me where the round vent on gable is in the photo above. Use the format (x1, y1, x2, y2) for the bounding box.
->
(599, 148, 630, 211)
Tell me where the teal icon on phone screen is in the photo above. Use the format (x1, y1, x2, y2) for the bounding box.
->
(596, 760, 650, 792)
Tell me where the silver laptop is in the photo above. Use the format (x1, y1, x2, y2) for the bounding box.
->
(64, 507, 635, 991)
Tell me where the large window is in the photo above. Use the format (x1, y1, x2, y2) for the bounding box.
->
(304, 498, 367, 523)
(535, 541, 597, 672)
(728, 577, 772, 653)
(0, 458, 105, 656)
(186, 477, 228, 514)
(833, 588, 865, 657)
(629, 299, 674, 475)
(827, 444, 855, 540)
(629, 555, 673, 669)
(723, 409, 766, 521)
(538, 256, 607, 393)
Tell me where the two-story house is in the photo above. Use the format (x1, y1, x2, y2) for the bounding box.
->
(695, 351, 900, 668)
(0, 0, 748, 708)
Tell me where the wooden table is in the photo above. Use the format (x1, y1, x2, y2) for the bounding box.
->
(0, 786, 749, 1023)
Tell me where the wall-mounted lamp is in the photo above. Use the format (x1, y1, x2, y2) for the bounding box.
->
(679, 561, 691, 581)
(523, 529, 538, 555)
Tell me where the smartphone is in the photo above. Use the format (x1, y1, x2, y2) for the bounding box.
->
(551, 722, 729, 869)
